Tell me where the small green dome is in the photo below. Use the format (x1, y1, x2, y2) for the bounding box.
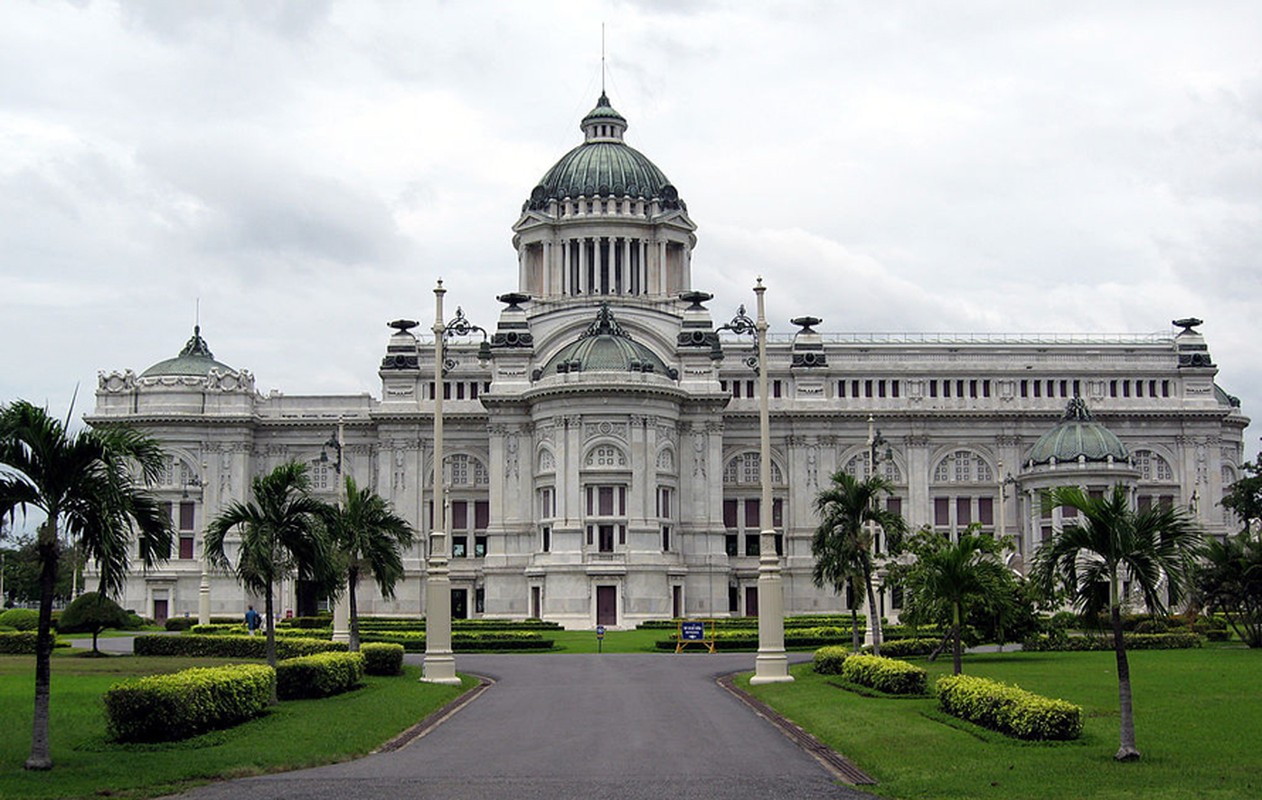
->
(525, 93, 683, 211)
(141, 326, 234, 378)
(1027, 398, 1129, 466)
(541, 305, 677, 379)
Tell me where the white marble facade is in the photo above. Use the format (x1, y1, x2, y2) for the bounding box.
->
(89, 96, 1249, 629)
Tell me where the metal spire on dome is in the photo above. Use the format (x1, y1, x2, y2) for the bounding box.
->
(581, 303, 632, 340)
(1063, 396, 1092, 421)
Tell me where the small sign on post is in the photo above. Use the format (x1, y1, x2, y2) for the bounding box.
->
(675, 619, 717, 654)
(596, 624, 606, 653)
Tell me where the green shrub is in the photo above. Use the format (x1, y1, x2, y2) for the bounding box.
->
(0, 631, 39, 654)
(1022, 632, 1202, 652)
(58, 592, 131, 648)
(103, 664, 274, 742)
(1134, 619, 1170, 634)
(0, 608, 40, 631)
(812, 646, 851, 674)
(1204, 629, 1231, 642)
(936, 674, 1083, 741)
(280, 615, 333, 629)
(165, 617, 197, 631)
(841, 654, 928, 695)
(124, 612, 151, 629)
(276, 652, 364, 700)
(133, 634, 346, 659)
(359, 643, 405, 675)
(869, 637, 942, 658)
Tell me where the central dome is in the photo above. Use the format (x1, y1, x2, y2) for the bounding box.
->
(1027, 398, 1130, 466)
(141, 326, 234, 378)
(525, 93, 682, 211)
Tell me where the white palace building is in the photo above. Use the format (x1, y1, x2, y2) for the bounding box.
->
(89, 93, 1250, 629)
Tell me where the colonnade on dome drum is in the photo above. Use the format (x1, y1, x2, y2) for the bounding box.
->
(518, 234, 690, 299)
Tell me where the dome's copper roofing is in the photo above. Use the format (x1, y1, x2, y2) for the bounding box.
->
(140, 326, 234, 378)
(1027, 398, 1129, 465)
(541, 304, 676, 379)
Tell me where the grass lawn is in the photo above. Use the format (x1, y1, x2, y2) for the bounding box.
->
(741, 645, 1262, 800)
(546, 627, 664, 653)
(0, 652, 474, 800)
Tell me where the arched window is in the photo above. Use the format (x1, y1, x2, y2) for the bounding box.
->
(932, 450, 993, 483)
(844, 452, 902, 483)
(656, 448, 674, 472)
(1134, 450, 1174, 483)
(722, 452, 783, 485)
(538, 449, 556, 473)
(584, 444, 627, 468)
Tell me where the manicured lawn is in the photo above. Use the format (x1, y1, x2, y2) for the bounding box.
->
(0, 653, 474, 800)
(741, 645, 1262, 800)
(547, 627, 664, 653)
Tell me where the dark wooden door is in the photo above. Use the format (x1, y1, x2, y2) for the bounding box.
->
(596, 586, 617, 626)
(745, 586, 759, 618)
(152, 599, 168, 624)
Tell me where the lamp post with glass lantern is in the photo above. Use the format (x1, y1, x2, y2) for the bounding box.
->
(314, 420, 350, 642)
(423, 279, 490, 685)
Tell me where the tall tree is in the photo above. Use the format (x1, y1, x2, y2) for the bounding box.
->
(893, 525, 1015, 674)
(1031, 484, 1202, 761)
(1196, 529, 1262, 647)
(205, 461, 332, 701)
(1221, 456, 1262, 534)
(0, 400, 172, 770)
(812, 469, 907, 656)
(326, 475, 415, 651)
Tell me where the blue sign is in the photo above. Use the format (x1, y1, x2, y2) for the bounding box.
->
(680, 621, 706, 641)
(595, 625, 606, 639)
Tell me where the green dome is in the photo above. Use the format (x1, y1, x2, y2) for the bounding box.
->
(1027, 398, 1129, 466)
(541, 305, 677, 379)
(141, 326, 234, 378)
(525, 93, 683, 211)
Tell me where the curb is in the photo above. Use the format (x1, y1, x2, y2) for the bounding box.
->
(375, 673, 494, 753)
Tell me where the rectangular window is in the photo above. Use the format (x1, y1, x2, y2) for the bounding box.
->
(745, 534, 760, 556)
(772, 498, 784, 528)
(475, 587, 485, 614)
(475, 500, 490, 530)
(956, 497, 972, 526)
(542, 525, 551, 552)
(1072, 379, 1081, 397)
(1060, 380, 1068, 398)
(1149, 380, 1157, 397)
(179, 536, 194, 560)
(662, 525, 671, 552)
(746, 381, 755, 398)
(451, 501, 468, 531)
(934, 497, 950, 526)
(723, 499, 739, 529)
(732, 381, 742, 398)
(470, 382, 479, 400)
(978, 497, 994, 526)
(943, 380, 951, 398)
(599, 487, 614, 515)
(851, 380, 860, 398)
(599, 525, 615, 552)
(725, 534, 739, 557)
(474, 535, 487, 557)
(1063, 505, 1078, 518)
(456, 382, 466, 400)
(744, 498, 761, 529)
(443, 382, 452, 400)
(773, 380, 782, 398)
(1123, 381, 1131, 398)
(930, 381, 939, 398)
(838, 380, 847, 398)
(969, 380, 978, 399)
(865, 380, 873, 398)
(1136, 380, 1144, 398)
(160, 501, 173, 523)
(657, 487, 672, 518)
(539, 487, 555, 519)
(1020, 380, 1028, 398)
(891, 380, 900, 398)
(179, 502, 195, 531)
(887, 497, 902, 516)
(1162, 380, 1170, 397)
(452, 536, 467, 558)
(1033, 381, 1041, 398)
(1110, 380, 1118, 398)
(982, 380, 991, 398)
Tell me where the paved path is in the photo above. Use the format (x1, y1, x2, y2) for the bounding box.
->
(173, 653, 874, 800)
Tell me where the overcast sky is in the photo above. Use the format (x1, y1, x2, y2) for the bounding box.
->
(2, 1, 1259, 458)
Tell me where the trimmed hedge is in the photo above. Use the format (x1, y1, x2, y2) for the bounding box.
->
(937, 674, 1083, 741)
(0, 631, 39, 654)
(656, 626, 854, 651)
(360, 642, 404, 675)
(276, 652, 364, 700)
(359, 629, 554, 652)
(103, 664, 274, 743)
(841, 654, 928, 695)
(640, 615, 861, 631)
(0, 608, 41, 631)
(1022, 632, 1203, 652)
(868, 637, 942, 658)
(813, 646, 850, 675)
(164, 617, 197, 631)
(133, 634, 347, 659)
(192, 624, 333, 639)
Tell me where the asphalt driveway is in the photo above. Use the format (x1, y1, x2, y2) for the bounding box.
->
(171, 652, 874, 800)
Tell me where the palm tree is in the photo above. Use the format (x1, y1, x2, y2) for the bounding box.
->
(326, 475, 415, 650)
(0, 400, 172, 770)
(896, 526, 1014, 674)
(1031, 484, 1202, 761)
(205, 461, 332, 700)
(1196, 530, 1262, 648)
(812, 469, 907, 656)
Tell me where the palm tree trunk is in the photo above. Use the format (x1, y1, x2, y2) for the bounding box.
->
(25, 526, 58, 770)
(952, 601, 963, 675)
(264, 586, 278, 705)
(863, 559, 882, 657)
(348, 568, 360, 652)
(850, 588, 860, 654)
(1112, 596, 1140, 761)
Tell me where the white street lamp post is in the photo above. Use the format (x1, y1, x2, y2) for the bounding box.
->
(198, 461, 211, 625)
(750, 277, 792, 684)
(422, 279, 460, 685)
(331, 418, 351, 643)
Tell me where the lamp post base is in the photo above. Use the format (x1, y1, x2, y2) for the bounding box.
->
(750, 651, 794, 684)
(421, 652, 460, 685)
